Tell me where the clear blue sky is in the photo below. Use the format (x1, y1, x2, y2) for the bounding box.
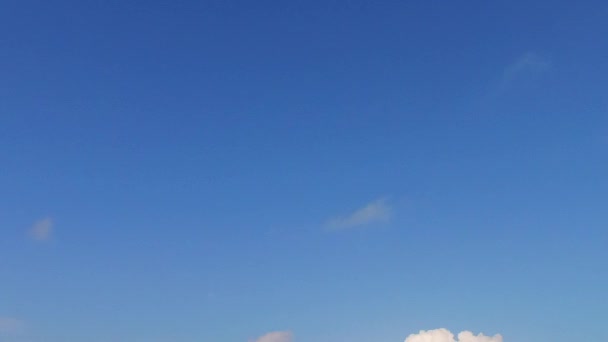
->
(1, 1, 607, 342)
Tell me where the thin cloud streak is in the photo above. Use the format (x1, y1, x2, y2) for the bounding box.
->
(478, 51, 552, 104)
(504, 52, 551, 78)
(325, 198, 391, 230)
(253, 331, 293, 342)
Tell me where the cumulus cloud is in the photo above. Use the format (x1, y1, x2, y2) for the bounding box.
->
(0, 317, 25, 334)
(28, 217, 53, 241)
(325, 198, 391, 230)
(405, 328, 502, 342)
(253, 331, 293, 342)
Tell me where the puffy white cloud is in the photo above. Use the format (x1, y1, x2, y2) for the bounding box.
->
(405, 328, 502, 342)
(325, 198, 391, 230)
(28, 217, 53, 241)
(0, 317, 24, 334)
(254, 331, 293, 342)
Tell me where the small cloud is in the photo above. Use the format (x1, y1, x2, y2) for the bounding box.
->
(404, 328, 502, 342)
(0, 317, 25, 335)
(325, 198, 391, 230)
(503, 52, 551, 81)
(253, 331, 293, 342)
(28, 217, 53, 241)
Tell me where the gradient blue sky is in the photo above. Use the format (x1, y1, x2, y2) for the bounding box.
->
(1, 1, 607, 342)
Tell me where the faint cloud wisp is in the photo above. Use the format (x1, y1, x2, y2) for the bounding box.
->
(28, 217, 53, 241)
(253, 331, 293, 342)
(502, 52, 551, 83)
(325, 198, 391, 230)
(0, 317, 25, 335)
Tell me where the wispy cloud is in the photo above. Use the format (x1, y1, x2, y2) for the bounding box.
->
(502, 52, 551, 82)
(28, 217, 53, 241)
(476, 51, 552, 101)
(325, 198, 391, 230)
(404, 328, 502, 342)
(0, 317, 25, 335)
(253, 331, 293, 342)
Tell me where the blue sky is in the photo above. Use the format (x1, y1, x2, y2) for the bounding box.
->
(1, 1, 607, 341)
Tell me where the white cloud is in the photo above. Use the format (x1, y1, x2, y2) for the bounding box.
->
(325, 198, 391, 230)
(405, 328, 502, 342)
(0, 317, 25, 335)
(253, 331, 293, 342)
(503, 52, 551, 81)
(248, 328, 502, 342)
(28, 217, 53, 241)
